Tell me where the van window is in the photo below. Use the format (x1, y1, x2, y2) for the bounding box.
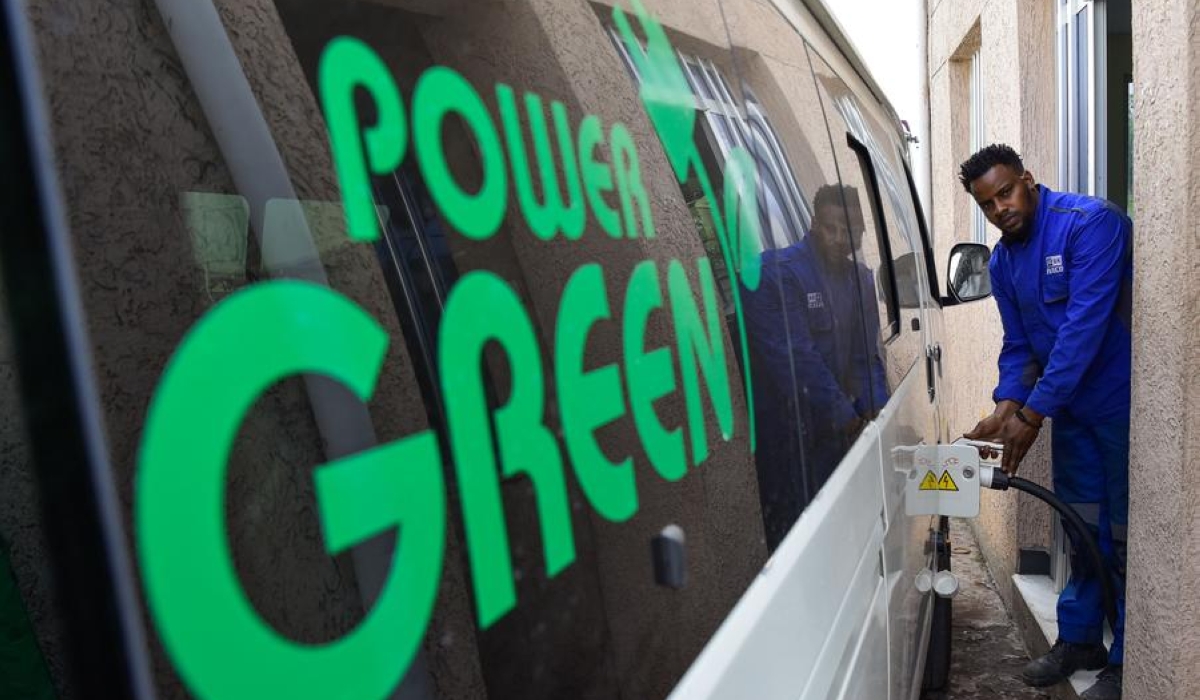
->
(719, 5, 892, 539)
(15, 0, 812, 696)
(847, 135, 903, 339)
(900, 153, 943, 303)
(8, 0, 934, 697)
(0, 268, 64, 699)
(808, 50, 924, 397)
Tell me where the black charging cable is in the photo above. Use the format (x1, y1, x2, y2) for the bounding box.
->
(986, 470, 1119, 629)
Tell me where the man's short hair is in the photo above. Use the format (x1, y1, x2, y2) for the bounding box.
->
(958, 143, 1025, 192)
(812, 183, 860, 214)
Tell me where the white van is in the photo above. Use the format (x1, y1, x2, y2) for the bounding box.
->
(0, 0, 992, 698)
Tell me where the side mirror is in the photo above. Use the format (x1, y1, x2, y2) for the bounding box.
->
(945, 242, 992, 304)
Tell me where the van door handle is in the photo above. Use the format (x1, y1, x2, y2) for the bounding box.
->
(921, 343, 940, 401)
(925, 348, 936, 401)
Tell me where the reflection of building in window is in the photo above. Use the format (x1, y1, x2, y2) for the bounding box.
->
(676, 55, 813, 249)
(181, 192, 249, 301)
(610, 31, 814, 313)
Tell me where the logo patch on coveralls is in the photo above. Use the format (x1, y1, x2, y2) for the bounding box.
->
(1046, 254, 1064, 275)
(807, 292, 824, 309)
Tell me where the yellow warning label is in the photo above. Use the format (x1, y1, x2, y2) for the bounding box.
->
(938, 471, 959, 492)
(919, 471, 940, 491)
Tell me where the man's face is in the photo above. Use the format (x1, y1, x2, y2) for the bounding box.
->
(811, 203, 863, 262)
(969, 164, 1038, 237)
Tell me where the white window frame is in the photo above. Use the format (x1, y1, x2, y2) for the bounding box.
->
(1058, 0, 1108, 198)
(968, 49, 987, 243)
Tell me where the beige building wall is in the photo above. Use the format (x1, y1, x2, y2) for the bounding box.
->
(1124, 2, 1200, 697)
(927, 0, 1057, 609)
(932, 2, 1200, 696)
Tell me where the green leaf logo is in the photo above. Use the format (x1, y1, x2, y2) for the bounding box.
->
(612, 0, 697, 182)
(613, 1, 761, 448)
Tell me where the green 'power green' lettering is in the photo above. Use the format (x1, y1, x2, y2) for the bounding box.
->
(556, 264, 637, 521)
(319, 37, 406, 242)
(439, 271, 575, 627)
(723, 148, 763, 291)
(610, 122, 654, 239)
(144, 14, 765, 696)
(624, 260, 686, 481)
(497, 85, 586, 240)
(413, 67, 507, 240)
(137, 281, 444, 700)
(669, 258, 733, 466)
(578, 115, 623, 238)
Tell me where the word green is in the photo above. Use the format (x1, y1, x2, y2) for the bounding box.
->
(139, 256, 730, 699)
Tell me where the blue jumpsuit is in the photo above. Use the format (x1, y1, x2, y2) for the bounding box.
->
(744, 238, 889, 547)
(989, 185, 1133, 663)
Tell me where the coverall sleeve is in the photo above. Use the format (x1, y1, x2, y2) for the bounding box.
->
(1024, 209, 1131, 417)
(991, 251, 1037, 405)
(742, 260, 859, 429)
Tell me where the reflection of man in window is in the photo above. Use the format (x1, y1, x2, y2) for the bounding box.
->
(744, 185, 889, 549)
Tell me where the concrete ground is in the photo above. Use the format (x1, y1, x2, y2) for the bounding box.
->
(922, 518, 1051, 700)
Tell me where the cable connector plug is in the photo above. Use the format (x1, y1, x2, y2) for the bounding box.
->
(980, 465, 1010, 491)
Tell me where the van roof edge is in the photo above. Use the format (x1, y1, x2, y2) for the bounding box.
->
(797, 0, 904, 131)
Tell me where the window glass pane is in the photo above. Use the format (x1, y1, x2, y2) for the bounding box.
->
(0, 270, 66, 699)
(1127, 79, 1135, 216)
(20, 0, 799, 696)
(807, 51, 925, 405)
(1059, 22, 1070, 189)
(970, 51, 987, 243)
(847, 126, 925, 389)
(721, 0, 889, 514)
(1075, 8, 1091, 192)
(613, 0, 820, 547)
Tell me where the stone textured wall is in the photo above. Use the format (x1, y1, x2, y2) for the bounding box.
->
(1124, 1, 1200, 697)
(927, 0, 1056, 608)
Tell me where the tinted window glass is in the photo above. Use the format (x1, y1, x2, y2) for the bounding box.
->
(808, 50, 923, 397)
(0, 277, 63, 700)
(719, 2, 888, 542)
(13, 0, 928, 696)
(17, 0, 788, 696)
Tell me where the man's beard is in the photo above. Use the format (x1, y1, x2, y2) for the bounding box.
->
(1000, 223, 1031, 244)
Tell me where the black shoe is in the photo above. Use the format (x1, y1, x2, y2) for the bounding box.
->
(1081, 665, 1122, 700)
(1020, 639, 1108, 687)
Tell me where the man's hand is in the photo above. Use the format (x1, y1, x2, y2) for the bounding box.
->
(996, 406, 1043, 475)
(995, 416, 1038, 475)
(963, 400, 1020, 460)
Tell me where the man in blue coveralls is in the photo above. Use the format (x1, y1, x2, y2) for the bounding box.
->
(744, 184, 889, 550)
(960, 144, 1132, 700)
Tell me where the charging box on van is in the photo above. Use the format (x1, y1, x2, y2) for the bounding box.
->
(904, 445, 982, 518)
